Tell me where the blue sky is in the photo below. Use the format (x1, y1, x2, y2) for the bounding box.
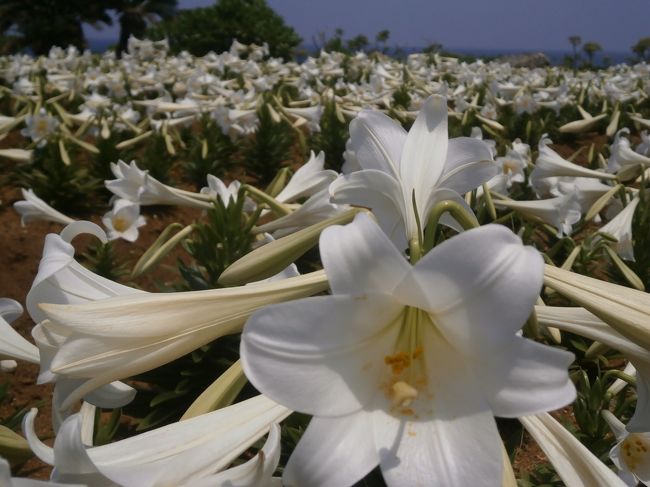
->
(85, 0, 650, 53)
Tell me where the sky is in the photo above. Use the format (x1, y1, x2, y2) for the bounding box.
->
(85, 0, 650, 53)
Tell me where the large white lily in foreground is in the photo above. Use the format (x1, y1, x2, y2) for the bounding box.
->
(241, 214, 575, 487)
(330, 95, 496, 249)
(24, 395, 289, 487)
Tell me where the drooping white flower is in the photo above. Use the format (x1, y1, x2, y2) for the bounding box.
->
(597, 196, 641, 261)
(608, 129, 650, 177)
(241, 214, 575, 487)
(330, 95, 496, 249)
(105, 160, 209, 208)
(494, 193, 582, 237)
(0, 298, 39, 364)
(13, 189, 75, 227)
(275, 151, 337, 204)
(101, 199, 146, 242)
(0, 457, 83, 487)
(23, 395, 289, 487)
(603, 410, 650, 486)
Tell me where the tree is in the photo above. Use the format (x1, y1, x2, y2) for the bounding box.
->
(347, 34, 369, 53)
(112, 0, 177, 56)
(568, 35, 581, 70)
(582, 41, 602, 66)
(0, 0, 113, 54)
(147, 0, 301, 59)
(375, 29, 390, 53)
(632, 37, 650, 62)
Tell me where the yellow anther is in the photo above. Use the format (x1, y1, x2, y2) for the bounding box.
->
(112, 216, 128, 232)
(391, 380, 418, 408)
(621, 434, 650, 472)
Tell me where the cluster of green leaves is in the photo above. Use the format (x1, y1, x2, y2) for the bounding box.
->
(309, 99, 348, 172)
(183, 115, 236, 187)
(148, 0, 301, 59)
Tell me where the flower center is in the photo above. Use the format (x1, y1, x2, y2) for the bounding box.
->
(621, 433, 650, 473)
(382, 307, 432, 417)
(112, 216, 129, 232)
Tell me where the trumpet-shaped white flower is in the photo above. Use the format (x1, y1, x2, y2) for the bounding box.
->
(14, 189, 75, 227)
(105, 160, 208, 208)
(38, 269, 328, 410)
(275, 151, 337, 204)
(520, 413, 626, 487)
(0, 298, 39, 364)
(330, 95, 496, 249)
(241, 214, 575, 487)
(608, 129, 650, 177)
(603, 410, 650, 486)
(23, 395, 289, 487)
(494, 193, 582, 237)
(101, 199, 146, 242)
(530, 136, 615, 198)
(598, 196, 641, 261)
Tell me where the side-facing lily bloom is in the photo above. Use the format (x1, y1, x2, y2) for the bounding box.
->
(603, 410, 650, 485)
(330, 95, 496, 249)
(38, 269, 328, 411)
(241, 214, 575, 487)
(24, 395, 289, 487)
(13, 189, 75, 227)
(0, 298, 39, 364)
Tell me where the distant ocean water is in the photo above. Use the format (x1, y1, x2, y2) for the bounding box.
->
(87, 38, 633, 66)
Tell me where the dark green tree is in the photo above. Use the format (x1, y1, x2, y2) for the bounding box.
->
(632, 37, 650, 62)
(568, 35, 581, 70)
(582, 41, 602, 67)
(347, 34, 369, 53)
(112, 0, 177, 56)
(0, 0, 113, 54)
(148, 0, 301, 59)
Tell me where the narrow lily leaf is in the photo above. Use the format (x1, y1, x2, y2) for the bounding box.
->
(604, 246, 645, 291)
(0, 425, 32, 464)
(585, 184, 623, 221)
(131, 224, 194, 278)
(181, 360, 247, 420)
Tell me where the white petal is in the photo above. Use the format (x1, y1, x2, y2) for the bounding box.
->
(396, 224, 543, 349)
(478, 336, 575, 417)
(400, 95, 448, 214)
(0, 299, 39, 363)
(284, 413, 379, 487)
(374, 327, 502, 487)
(276, 151, 337, 203)
(347, 110, 405, 179)
(241, 294, 403, 416)
(329, 170, 409, 249)
(437, 137, 497, 195)
(320, 213, 410, 296)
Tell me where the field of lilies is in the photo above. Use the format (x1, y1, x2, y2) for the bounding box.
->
(1, 36, 650, 486)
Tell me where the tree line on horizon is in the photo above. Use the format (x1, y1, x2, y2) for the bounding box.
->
(1, 0, 649, 64)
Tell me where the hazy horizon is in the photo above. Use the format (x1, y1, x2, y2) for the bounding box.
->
(84, 0, 650, 54)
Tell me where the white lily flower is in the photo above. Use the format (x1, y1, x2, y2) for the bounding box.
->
(14, 189, 75, 226)
(101, 199, 146, 242)
(597, 196, 641, 261)
(21, 108, 59, 147)
(608, 129, 650, 176)
(520, 413, 627, 487)
(0, 298, 39, 364)
(275, 151, 337, 203)
(23, 395, 289, 487)
(330, 95, 497, 249)
(494, 194, 582, 237)
(38, 269, 328, 410)
(603, 410, 650, 486)
(105, 160, 209, 208)
(242, 214, 575, 487)
(200, 175, 240, 205)
(530, 136, 615, 197)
